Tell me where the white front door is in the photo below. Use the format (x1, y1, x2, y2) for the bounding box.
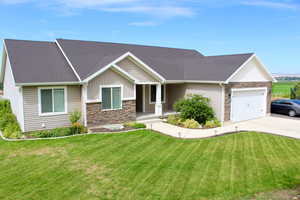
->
(231, 88, 267, 122)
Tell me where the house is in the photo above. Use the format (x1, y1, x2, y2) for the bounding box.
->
(0, 39, 275, 132)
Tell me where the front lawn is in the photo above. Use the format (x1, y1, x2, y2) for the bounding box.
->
(1, 130, 300, 199)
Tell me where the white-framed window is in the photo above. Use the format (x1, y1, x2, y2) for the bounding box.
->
(150, 84, 165, 104)
(38, 87, 67, 116)
(100, 85, 122, 110)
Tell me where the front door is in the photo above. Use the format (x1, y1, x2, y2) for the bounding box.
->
(136, 85, 143, 112)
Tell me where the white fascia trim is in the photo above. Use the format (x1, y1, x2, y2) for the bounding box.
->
(16, 82, 81, 86)
(225, 54, 276, 84)
(38, 86, 68, 116)
(83, 52, 166, 83)
(111, 64, 138, 82)
(165, 80, 225, 84)
(55, 40, 82, 82)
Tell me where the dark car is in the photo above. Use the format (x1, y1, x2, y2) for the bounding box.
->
(271, 99, 300, 117)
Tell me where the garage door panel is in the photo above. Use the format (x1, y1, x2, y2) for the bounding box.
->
(231, 88, 266, 122)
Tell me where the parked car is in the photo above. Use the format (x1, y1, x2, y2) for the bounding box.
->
(271, 99, 300, 117)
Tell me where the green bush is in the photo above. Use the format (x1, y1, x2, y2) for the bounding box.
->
(0, 113, 18, 131)
(182, 119, 200, 129)
(291, 82, 300, 99)
(0, 100, 12, 115)
(124, 122, 146, 129)
(27, 126, 87, 138)
(174, 94, 215, 124)
(69, 111, 82, 124)
(3, 123, 22, 139)
(0, 100, 22, 139)
(166, 115, 181, 125)
(70, 122, 87, 135)
(204, 119, 221, 129)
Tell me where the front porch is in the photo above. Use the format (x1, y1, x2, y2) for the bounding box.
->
(135, 83, 183, 120)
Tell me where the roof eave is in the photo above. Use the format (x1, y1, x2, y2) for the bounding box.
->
(15, 81, 82, 86)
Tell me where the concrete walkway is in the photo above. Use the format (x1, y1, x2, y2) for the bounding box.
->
(144, 116, 300, 139)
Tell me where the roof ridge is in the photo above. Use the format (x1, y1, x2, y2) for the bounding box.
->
(4, 38, 53, 43)
(205, 53, 254, 58)
(56, 38, 202, 53)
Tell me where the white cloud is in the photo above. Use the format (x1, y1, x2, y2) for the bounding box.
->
(0, 0, 195, 18)
(101, 6, 195, 18)
(60, 0, 139, 8)
(0, 0, 32, 4)
(242, 0, 299, 10)
(129, 21, 158, 26)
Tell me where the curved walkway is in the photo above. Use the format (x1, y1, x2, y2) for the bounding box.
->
(144, 116, 300, 139)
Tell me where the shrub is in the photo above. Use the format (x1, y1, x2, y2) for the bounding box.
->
(70, 122, 86, 135)
(204, 119, 221, 129)
(27, 126, 87, 138)
(182, 119, 200, 129)
(0, 100, 12, 115)
(0, 100, 22, 139)
(174, 94, 215, 124)
(0, 113, 18, 131)
(166, 115, 181, 125)
(124, 122, 146, 129)
(3, 123, 22, 138)
(69, 111, 82, 124)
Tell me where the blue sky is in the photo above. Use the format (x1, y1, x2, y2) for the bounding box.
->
(0, 0, 299, 74)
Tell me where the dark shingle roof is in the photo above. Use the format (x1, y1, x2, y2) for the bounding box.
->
(3, 39, 255, 84)
(183, 53, 254, 81)
(4, 39, 79, 84)
(56, 39, 204, 80)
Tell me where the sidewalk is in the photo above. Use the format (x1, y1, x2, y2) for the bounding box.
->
(143, 116, 300, 139)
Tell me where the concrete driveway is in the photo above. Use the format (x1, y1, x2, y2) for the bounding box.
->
(145, 116, 300, 139)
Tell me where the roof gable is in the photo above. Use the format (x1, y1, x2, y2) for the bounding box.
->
(4, 39, 78, 84)
(226, 55, 275, 83)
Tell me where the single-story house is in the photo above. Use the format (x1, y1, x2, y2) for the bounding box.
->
(0, 39, 275, 132)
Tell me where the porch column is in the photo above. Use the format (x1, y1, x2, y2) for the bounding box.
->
(155, 84, 163, 116)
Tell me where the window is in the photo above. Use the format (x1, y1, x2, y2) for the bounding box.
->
(39, 88, 66, 115)
(101, 86, 122, 110)
(150, 85, 165, 103)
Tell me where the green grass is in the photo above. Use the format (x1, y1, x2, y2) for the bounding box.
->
(272, 82, 298, 98)
(1, 130, 300, 200)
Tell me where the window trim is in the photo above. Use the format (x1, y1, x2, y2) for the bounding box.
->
(38, 86, 68, 116)
(149, 84, 166, 104)
(99, 85, 123, 111)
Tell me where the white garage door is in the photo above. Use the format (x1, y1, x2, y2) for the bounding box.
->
(231, 88, 267, 122)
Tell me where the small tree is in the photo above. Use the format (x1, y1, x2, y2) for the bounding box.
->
(291, 82, 300, 99)
(174, 94, 215, 124)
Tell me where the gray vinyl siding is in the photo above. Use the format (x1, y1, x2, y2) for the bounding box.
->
(23, 85, 82, 132)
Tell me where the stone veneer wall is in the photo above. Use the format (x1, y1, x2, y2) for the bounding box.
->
(87, 100, 136, 127)
(224, 82, 272, 121)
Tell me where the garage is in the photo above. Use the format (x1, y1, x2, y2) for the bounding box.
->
(230, 88, 267, 122)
